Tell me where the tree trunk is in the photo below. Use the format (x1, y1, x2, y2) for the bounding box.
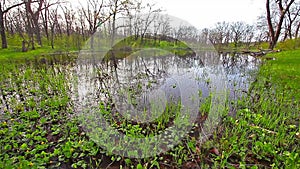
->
(0, 7, 8, 49)
(26, 11, 35, 50)
(22, 40, 28, 52)
(266, 0, 276, 49)
(25, 0, 44, 47)
(43, 3, 49, 40)
(33, 18, 42, 46)
(50, 24, 55, 49)
(295, 22, 300, 39)
(266, 0, 295, 49)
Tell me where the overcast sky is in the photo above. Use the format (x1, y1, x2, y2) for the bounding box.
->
(150, 0, 266, 29)
(73, 0, 266, 29)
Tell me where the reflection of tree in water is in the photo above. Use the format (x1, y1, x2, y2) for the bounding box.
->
(105, 52, 203, 114)
(72, 52, 203, 135)
(218, 53, 261, 115)
(75, 51, 260, 129)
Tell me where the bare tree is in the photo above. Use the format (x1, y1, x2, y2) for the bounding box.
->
(0, 0, 25, 48)
(24, 0, 60, 48)
(231, 21, 246, 48)
(208, 22, 231, 51)
(158, 15, 171, 36)
(283, 1, 300, 40)
(80, 0, 107, 35)
(5, 6, 29, 51)
(41, 0, 51, 40)
(266, 0, 295, 49)
(122, 0, 142, 37)
(139, 3, 161, 41)
(61, 5, 76, 37)
(295, 20, 300, 39)
(48, 6, 59, 49)
(243, 24, 255, 49)
(256, 15, 271, 44)
(76, 8, 87, 39)
(152, 14, 171, 44)
(108, 0, 135, 43)
(199, 28, 209, 45)
(176, 25, 198, 42)
(24, 0, 45, 47)
(116, 0, 158, 40)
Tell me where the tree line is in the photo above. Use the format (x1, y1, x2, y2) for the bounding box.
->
(0, 0, 299, 52)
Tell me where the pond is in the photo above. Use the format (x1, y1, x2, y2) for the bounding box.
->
(0, 51, 260, 165)
(73, 51, 260, 118)
(0, 51, 260, 164)
(71, 50, 260, 157)
(0, 52, 260, 130)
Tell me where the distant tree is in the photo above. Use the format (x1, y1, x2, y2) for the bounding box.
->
(230, 21, 246, 48)
(256, 15, 270, 44)
(23, 0, 60, 48)
(243, 24, 255, 49)
(108, 0, 136, 43)
(107, 0, 135, 69)
(41, 0, 50, 40)
(77, 8, 88, 39)
(158, 15, 171, 36)
(176, 25, 198, 43)
(48, 7, 59, 49)
(139, 3, 161, 41)
(200, 28, 209, 45)
(131, 1, 144, 39)
(14, 7, 29, 51)
(79, 0, 107, 35)
(229, 21, 255, 49)
(152, 14, 171, 44)
(61, 5, 76, 37)
(208, 22, 231, 51)
(283, 1, 300, 40)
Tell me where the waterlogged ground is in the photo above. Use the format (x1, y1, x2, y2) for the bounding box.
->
(72, 51, 258, 160)
(0, 51, 298, 168)
(213, 50, 300, 168)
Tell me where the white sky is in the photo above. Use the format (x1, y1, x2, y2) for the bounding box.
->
(150, 0, 266, 29)
(71, 0, 266, 29)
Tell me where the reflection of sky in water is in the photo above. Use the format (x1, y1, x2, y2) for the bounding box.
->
(74, 52, 260, 116)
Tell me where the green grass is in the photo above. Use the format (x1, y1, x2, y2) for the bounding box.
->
(264, 50, 300, 99)
(102, 36, 196, 60)
(0, 47, 58, 62)
(276, 38, 300, 50)
(0, 33, 85, 62)
(204, 49, 300, 168)
(0, 34, 194, 63)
